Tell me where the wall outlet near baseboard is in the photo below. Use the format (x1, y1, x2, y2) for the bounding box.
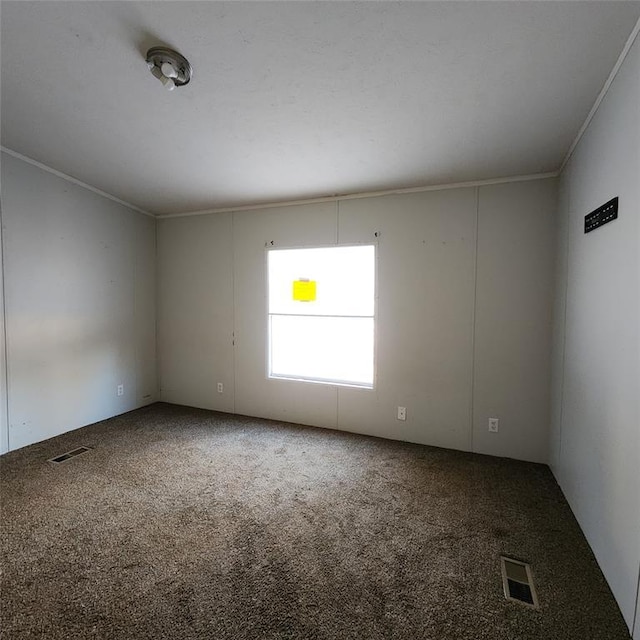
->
(217, 382, 224, 393)
(117, 384, 124, 397)
(489, 418, 499, 433)
(397, 406, 407, 421)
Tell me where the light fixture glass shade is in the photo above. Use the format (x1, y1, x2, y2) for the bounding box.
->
(161, 62, 178, 79)
(160, 76, 176, 91)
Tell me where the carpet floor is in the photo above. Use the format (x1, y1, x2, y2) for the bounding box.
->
(0, 403, 631, 639)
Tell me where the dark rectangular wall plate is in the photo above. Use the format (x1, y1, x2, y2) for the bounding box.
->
(585, 197, 618, 233)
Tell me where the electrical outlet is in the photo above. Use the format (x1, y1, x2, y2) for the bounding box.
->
(488, 418, 499, 433)
(397, 406, 407, 421)
(217, 382, 224, 393)
(117, 384, 124, 397)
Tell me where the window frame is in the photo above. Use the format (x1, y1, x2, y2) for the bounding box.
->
(265, 242, 378, 390)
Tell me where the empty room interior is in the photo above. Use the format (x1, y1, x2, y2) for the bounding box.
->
(1, 1, 639, 638)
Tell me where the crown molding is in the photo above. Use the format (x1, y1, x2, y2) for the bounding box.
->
(158, 171, 559, 219)
(559, 16, 640, 174)
(0, 147, 154, 218)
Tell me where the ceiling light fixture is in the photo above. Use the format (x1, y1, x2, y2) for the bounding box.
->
(146, 47, 192, 91)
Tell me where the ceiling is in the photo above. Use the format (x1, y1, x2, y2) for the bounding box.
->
(2, 1, 639, 216)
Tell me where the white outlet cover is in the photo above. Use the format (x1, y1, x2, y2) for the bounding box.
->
(397, 406, 407, 421)
(489, 418, 499, 432)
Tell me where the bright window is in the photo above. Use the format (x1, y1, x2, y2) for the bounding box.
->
(267, 245, 375, 388)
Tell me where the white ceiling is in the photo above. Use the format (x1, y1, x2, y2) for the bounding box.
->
(2, 1, 639, 215)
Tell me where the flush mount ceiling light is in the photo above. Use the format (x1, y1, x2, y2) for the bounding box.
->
(146, 46, 192, 91)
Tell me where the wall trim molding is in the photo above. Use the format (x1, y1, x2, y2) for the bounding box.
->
(158, 171, 559, 219)
(559, 16, 640, 174)
(0, 147, 154, 218)
(1, 146, 558, 222)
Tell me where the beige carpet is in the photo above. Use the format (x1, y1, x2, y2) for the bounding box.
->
(0, 403, 630, 639)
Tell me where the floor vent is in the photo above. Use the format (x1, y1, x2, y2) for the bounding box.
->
(48, 447, 92, 464)
(500, 556, 539, 608)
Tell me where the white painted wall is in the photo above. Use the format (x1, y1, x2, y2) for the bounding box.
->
(550, 33, 639, 636)
(158, 212, 234, 413)
(1, 152, 157, 451)
(335, 189, 478, 450)
(473, 181, 557, 462)
(0, 213, 8, 455)
(158, 178, 557, 463)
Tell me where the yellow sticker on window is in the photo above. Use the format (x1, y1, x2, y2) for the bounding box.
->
(293, 279, 316, 302)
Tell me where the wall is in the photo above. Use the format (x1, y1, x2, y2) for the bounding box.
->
(0, 212, 8, 455)
(158, 178, 557, 463)
(1, 152, 157, 451)
(550, 33, 639, 636)
(473, 182, 557, 462)
(157, 212, 235, 413)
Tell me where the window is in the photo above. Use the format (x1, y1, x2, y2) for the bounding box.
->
(267, 245, 375, 388)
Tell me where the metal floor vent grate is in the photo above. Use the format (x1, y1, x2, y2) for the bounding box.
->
(48, 446, 92, 464)
(501, 557, 539, 608)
